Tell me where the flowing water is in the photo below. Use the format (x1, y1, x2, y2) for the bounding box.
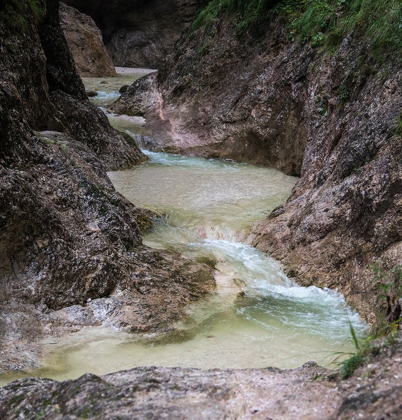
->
(106, 151, 367, 369)
(0, 71, 367, 386)
(82, 67, 156, 136)
(82, 67, 155, 108)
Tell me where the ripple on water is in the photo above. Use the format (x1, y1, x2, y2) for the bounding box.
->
(0, 94, 368, 386)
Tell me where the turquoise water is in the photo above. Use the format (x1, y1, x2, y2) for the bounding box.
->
(0, 74, 367, 387)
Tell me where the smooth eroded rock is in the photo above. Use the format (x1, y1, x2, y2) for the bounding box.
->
(60, 2, 117, 77)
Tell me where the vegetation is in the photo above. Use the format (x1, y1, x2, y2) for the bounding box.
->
(338, 322, 365, 379)
(338, 315, 401, 379)
(371, 260, 402, 326)
(337, 85, 349, 104)
(0, 0, 46, 31)
(371, 261, 402, 302)
(0, 0, 27, 31)
(334, 262, 402, 379)
(29, 0, 47, 24)
(192, 0, 279, 31)
(193, 0, 402, 57)
(397, 115, 402, 137)
(287, 0, 402, 54)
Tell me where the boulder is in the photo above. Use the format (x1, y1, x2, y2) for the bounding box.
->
(85, 89, 98, 97)
(59, 2, 116, 77)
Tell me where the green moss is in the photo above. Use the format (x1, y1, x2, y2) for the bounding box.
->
(0, 1, 28, 31)
(0, 0, 46, 32)
(134, 213, 153, 233)
(338, 85, 349, 104)
(396, 115, 402, 137)
(7, 393, 26, 407)
(81, 409, 91, 419)
(28, 0, 47, 24)
(121, 132, 142, 150)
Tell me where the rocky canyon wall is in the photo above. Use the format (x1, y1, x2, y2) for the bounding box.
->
(59, 2, 116, 77)
(63, 0, 203, 68)
(0, 0, 213, 372)
(112, 10, 402, 322)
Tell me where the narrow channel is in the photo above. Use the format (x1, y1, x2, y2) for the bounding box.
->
(0, 70, 367, 386)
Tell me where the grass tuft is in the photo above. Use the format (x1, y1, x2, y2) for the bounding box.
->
(192, 0, 279, 32)
(332, 322, 366, 379)
(332, 262, 402, 381)
(192, 0, 402, 60)
(273, 0, 402, 58)
(341, 351, 365, 379)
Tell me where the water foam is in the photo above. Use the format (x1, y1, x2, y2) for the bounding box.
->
(143, 150, 243, 170)
(0, 111, 369, 385)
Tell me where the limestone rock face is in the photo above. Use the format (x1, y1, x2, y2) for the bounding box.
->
(2, 338, 402, 420)
(59, 3, 116, 77)
(0, 0, 214, 373)
(0, 365, 342, 419)
(63, 0, 202, 68)
(112, 15, 402, 321)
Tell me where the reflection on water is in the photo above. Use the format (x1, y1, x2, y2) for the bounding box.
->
(0, 75, 368, 387)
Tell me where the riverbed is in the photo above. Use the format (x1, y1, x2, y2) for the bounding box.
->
(0, 69, 367, 386)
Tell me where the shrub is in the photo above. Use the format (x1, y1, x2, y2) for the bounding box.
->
(371, 260, 402, 325)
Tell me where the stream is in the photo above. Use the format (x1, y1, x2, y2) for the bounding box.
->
(0, 69, 367, 386)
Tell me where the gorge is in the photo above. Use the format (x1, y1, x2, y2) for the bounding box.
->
(0, 0, 402, 418)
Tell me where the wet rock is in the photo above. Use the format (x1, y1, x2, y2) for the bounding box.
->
(0, 0, 214, 373)
(0, 364, 340, 419)
(85, 90, 98, 97)
(3, 336, 402, 419)
(119, 84, 129, 94)
(111, 35, 308, 174)
(52, 305, 97, 327)
(113, 14, 402, 321)
(60, 3, 116, 77)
